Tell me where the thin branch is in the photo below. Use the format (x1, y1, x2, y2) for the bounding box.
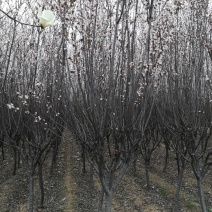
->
(0, 8, 40, 28)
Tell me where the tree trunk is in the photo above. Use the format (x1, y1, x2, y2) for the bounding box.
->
(145, 159, 150, 190)
(50, 148, 55, 175)
(191, 157, 207, 212)
(98, 188, 104, 212)
(17, 151, 21, 168)
(173, 164, 184, 212)
(0, 131, 5, 160)
(106, 137, 111, 157)
(89, 163, 95, 198)
(13, 147, 17, 175)
(28, 167, 35, 212)
(197, 177, 207, 212)
(163, 142, 169, 172)
(50, 141, 58, 175)
(82, 145, 86, 173)
(133, 159, 137, 173)
(1, 144, 4, 160)
(105, 192, 113, 212)
(38, 162, 44, 208)
(176, 152, 180, 175)
(53, 140, 59, 164)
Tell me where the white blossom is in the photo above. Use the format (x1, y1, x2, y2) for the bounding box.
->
(38, 9, 57, 29)
(6, 103, 15, 109)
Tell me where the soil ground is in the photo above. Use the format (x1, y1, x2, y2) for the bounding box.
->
(0, 130, 211, 211)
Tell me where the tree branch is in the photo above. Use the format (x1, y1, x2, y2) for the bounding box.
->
(0, 8, 40, 28)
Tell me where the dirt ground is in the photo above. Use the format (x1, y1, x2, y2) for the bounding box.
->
(0, 130, 211, 211)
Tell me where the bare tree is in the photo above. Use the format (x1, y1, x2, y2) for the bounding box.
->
(65, 0, 158, 211)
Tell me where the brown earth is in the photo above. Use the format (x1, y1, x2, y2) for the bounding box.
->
(0, 130, 211, 211)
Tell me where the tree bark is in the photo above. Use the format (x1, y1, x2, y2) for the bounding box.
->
(191, 157, 207, 212)
(133, 159, 137, 173)
(197, 177, 207, 212)
(1, 143, 4, 160)
(145, 159, 150, 190)
(38, 162, 44, 208)
(50, 140, 58, 175)
(13, 147, 17, 175)
(98, 188, 104, 212)
(173, 164, 184, 212)
(105, 192, 113, 212)
(163, 142, 169, 172)
(89, 163, 95, 198)
(2, 146, 4, 160)
(17, 151, 21, 168)
(82, 145, 86, 173)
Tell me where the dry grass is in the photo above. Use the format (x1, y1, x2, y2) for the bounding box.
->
(63, 132, 76, 212)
